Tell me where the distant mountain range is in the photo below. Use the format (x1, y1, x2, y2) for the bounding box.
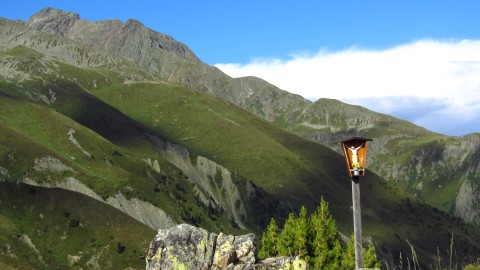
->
(0, 7, 479, 269)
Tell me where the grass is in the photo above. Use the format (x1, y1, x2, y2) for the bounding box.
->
(1, 44, 480, 268)
(0, 182, 155, 269)
(87, 79, 480, 266)
(0, 92, 239, 233)
(90, 82, 331, 203)
(391, 233, 480, 270)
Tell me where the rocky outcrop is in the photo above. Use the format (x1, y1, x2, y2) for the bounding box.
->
(33, 155, 75, 172)
(21, 176, 175, 230)
(455, 181, 480, 224)
(26, 7, 80, 36)
(147, 133, 251, 229)
(145, 224, 307, 270)
(23, 7, 209, 87)
(106, 192, 175, 230)
(67, 128, 92, 157)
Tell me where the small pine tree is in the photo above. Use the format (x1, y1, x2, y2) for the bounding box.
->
(340, 234, 355, 270)
(258, 218, 279, 258)
(293, 206, 308, 258)
(307, 197, 343, 270)
(259, 197, 381, 269)
(277, 213, 297, 256)
(364, 242, 381, 269)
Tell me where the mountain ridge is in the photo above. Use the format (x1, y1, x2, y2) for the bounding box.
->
(48, 2, 479, 226)
(3, 6, 479, 226)
(0, 8, 479, 268)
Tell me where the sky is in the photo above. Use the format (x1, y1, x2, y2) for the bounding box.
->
(3, 1, 480, 136)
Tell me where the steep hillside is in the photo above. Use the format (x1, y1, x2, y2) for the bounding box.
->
(0, 47, 265, 233)
(0, 182, 155, 269)
(17, 8, 480, 225)
(1, 8, 480, 267)
(289, 99, 480, 224)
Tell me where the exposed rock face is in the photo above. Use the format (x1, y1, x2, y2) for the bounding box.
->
(26, 7, 80, 36)
(147, 133, 251, 229)
(106, 192, 175, 230)
(145, 224, 307, 270)
(23, 7, 209, 87)
(67, 128, 92, 157)
(21, 176, 175, 230)
(455, 181, 480, 224)
(33, 155, 75, 172)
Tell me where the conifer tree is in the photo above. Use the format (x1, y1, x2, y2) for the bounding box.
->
(340, 234, 355, 270)
(364, 242, 382, 269)
(258, 218, 279, 258)
(293, 206, 308, 258)
(277, 213, 297, 256)
(259, 197, 381, 269)
(307, 197, 342, 269)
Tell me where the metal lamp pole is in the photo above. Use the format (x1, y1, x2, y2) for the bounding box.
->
(339, 137, 372, 270)
(352, 175, 363, 269)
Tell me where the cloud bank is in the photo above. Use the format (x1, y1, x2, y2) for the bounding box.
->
(215, 40, 480, 136)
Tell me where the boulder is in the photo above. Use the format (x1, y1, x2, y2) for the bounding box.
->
(145, 224, 307, 270)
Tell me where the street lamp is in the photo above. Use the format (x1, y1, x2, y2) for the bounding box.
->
(339, 137, 372, 270)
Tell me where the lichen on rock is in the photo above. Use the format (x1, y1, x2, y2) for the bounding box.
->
(145, 224, 307, 270)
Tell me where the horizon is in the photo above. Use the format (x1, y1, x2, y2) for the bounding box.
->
(3, 1, 480, 136)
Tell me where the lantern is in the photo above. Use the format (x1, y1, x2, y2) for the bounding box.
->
(339, 137, 372, 181)
(338, 136, 372, 269)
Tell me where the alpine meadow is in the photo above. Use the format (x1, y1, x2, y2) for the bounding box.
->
(0, 8, 479, 269)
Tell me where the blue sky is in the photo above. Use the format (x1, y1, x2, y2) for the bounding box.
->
(3, 1, 480, 136)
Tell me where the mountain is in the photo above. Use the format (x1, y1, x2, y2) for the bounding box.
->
(21, 8, 479, 226)
(0, 8, 479, 268)
(290, 100, 480, 223)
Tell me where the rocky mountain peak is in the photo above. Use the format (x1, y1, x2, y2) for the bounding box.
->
(125, 18, 143, 27)
(26, 7, 79, 36)
(21, 8, 202, 78)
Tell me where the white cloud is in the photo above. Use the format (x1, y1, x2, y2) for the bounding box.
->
(215, 39, 480, 135)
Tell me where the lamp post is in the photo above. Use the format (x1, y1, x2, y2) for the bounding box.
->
(339, 137, 372, 270)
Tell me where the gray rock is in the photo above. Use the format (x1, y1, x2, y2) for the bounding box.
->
(234, 234, 256, 264)
(212, 233, 237, 268)
(146, 224, 216, 270)
(145, 224, 307, 270)
(26, 7, 79, 36)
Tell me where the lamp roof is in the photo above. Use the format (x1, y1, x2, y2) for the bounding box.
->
(337, 136, 373, 144)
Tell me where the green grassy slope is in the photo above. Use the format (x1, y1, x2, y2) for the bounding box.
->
(1, 44, 480, 267)
(92, 82, 343, 204)
(0, 45, 278, 241)
(9, 8, 478, 230)
(0, 182, 155, 269)
(84, 72, 480, 266)
(0, 92, 244, 232)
